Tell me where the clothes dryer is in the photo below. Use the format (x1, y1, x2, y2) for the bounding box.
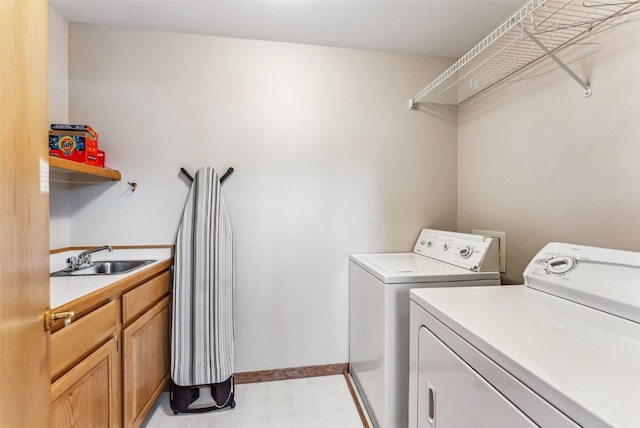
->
(409, 243, 640, 428)
(349, 229, 501, 428)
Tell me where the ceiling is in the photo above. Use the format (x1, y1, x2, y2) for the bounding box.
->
(49, 0, 525, 58)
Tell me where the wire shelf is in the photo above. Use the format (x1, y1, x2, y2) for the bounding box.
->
(411, 0, 640, 106)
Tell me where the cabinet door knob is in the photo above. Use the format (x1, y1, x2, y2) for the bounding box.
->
(44, 308, 75, 330)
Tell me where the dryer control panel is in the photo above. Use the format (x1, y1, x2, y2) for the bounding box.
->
(525, 242, 640, 323)
(413, 229, 500, 272)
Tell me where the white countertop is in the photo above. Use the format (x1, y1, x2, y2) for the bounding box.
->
(50, 248, 172, 309)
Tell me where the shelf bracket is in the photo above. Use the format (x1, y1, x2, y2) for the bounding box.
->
(521, 26, 592, 97)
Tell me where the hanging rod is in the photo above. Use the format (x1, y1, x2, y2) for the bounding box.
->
(180, 167, 235, 184)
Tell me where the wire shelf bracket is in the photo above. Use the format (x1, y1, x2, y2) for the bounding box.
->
(521, 26, 592, 97)
(410, 0, 640, 108)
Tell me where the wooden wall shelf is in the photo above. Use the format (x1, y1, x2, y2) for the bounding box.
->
(49, 156, 121, 183)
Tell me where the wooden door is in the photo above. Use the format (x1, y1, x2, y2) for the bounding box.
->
(0, 0, 50, 426)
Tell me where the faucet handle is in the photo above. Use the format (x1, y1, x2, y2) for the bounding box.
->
(66, 256, 78, 270)
(78, 253, 91, 267)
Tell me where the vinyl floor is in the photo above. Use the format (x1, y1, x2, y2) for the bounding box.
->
(141, 374, 366, 428)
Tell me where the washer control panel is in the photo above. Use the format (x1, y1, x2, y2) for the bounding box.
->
(525, 242, 640, 323)
(413, 229, 500, 272)
(544, 256, 577, 275)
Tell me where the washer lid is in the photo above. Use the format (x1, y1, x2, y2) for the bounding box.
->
(349, 253, 500, 284)
(410, 285, 640, 428)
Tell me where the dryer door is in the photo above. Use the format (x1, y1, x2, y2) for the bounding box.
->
(417, 326, 536, 428)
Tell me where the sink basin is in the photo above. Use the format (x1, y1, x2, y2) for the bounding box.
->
(51, 259, 156, 277)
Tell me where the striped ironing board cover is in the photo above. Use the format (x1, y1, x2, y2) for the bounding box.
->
(172, 167, 234, 386)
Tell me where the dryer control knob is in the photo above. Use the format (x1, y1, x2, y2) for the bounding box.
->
(545, 256, 576, 275)
(458, 246, 473, 259)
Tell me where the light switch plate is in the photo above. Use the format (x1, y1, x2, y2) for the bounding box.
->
(472, 229, 506, 274)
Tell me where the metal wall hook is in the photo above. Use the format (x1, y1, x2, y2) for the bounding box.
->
(180, 167, 234, 184)
(220, 167, 234, 183)
(128, 182, 137, 192)
(180, 168, 194, 182)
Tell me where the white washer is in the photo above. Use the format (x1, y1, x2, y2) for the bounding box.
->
(409, 243, 640, 428)
(349, 229, 501, 428)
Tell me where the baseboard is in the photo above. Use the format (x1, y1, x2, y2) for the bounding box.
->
(343, 371, 371, 428)
(234, 362, 349, 384)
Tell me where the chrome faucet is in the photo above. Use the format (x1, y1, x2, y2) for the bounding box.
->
(66, 246, 113, 271)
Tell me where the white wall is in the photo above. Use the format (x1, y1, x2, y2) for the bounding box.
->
(47, 6, 71, 250)
(458, 20, 640, 284)
(66, 24, 457, 371)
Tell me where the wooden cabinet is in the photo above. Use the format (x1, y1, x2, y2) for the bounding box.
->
(51, 300, 119, 427)
(52, 338, 120, 428)
(50, 265, 172, 428)
(122, 270, 172, 428)
(51, 300, 118, 379)
(123, 296, 171, 427)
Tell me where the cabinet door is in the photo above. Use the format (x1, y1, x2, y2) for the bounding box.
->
(52, 338, 120, 428)
(417, 326, 536, 428)
(123, 296, 171, 428)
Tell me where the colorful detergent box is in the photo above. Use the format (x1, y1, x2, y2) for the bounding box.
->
(50, 123, 99, 140)
(49, 130, 99, 165)
(96, 150, 105, 168)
